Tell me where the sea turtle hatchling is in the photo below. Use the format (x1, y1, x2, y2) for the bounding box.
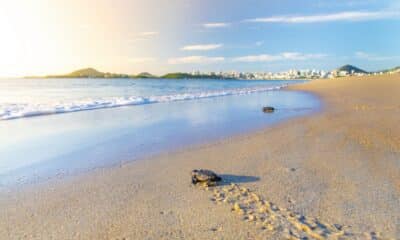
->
(191, 169, 222, 186)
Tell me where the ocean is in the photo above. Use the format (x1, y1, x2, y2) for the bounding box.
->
(1, 78, 297, 120)
(0, 78, 320, 185)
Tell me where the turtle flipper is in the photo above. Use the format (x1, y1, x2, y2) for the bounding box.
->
(215, 176, 222, 182)
(192, 176, 198, 184)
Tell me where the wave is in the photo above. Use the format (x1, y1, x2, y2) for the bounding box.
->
(0, 85, 287, 120)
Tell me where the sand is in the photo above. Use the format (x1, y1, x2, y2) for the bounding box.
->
(1, 74, 399, 239)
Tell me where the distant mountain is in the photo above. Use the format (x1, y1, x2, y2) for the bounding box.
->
(34, 68, 222, 79)
(161, 73, 193, 79)
(335, 65, 368, 74)
(45, 68, 132, 78)
(135, 72, 157, 78)
(66, 68, 105, 78)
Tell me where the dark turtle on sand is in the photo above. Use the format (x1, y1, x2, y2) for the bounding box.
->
(262, 106, 275, 113)
(191, 169, 222, 186)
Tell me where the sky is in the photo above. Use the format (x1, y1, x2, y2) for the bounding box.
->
(0, 0, 399, 77)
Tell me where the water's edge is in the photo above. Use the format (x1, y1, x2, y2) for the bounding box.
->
(0, 87, 320, 188)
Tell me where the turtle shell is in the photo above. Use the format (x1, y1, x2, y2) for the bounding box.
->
(192, 169, 222, 182)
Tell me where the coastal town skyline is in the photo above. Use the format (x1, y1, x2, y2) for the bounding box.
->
(1, 0, 400, 77)
(22, 63, 398, 81)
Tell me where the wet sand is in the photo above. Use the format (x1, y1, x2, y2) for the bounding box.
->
(1, 74, 399, 239)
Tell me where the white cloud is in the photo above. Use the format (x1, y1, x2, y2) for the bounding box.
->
(181, 44, 223, 51)
(168, 56, 225, 64)
(355, 51, 400, 61)
(138, 31, 159, 37)
(202, 22, 230, 28)
(246, 10, 400, 23)
(232, 52, 326, 62)
(129, 57, 156, 64)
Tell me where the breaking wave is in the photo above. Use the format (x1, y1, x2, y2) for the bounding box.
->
(0, 85, 287, 120)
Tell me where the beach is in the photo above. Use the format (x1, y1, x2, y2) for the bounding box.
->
(1, 74, 399, 239)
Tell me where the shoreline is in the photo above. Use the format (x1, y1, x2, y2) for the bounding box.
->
(0, 91, 320, 191)
(0, 81, 318, 187)
(1, 74, 399, 239)
(0, 97, 319, 191)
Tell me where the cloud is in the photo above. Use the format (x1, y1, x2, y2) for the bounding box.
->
(168, 56, 225, 64)
(246, 10, 400, 23)
(138, 31, 159, 37)
(181, 44, 223, 51)
(232, 52, 326, 62)
(129, 57, 156, 64)
(169, 52, 325, 65)
(202, 22, 230, 28)
(355, 51, 400, 61)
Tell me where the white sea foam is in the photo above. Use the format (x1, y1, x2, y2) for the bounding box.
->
(0, 85, 287, 120)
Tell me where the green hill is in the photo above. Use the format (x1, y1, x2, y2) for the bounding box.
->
(134, 72, 157, 78)
(336, 65, 368, 74)
(67, 68, 105, 78)
(46, 68, 132, 78)
(161, 73, 194, 79)
(30, 70, 225, 79)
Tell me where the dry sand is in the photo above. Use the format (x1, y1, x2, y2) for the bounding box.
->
(1, 74, 399, 239)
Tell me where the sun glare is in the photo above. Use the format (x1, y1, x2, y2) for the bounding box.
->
(0, 1, 57, 77)
(0, 1, 108, 77)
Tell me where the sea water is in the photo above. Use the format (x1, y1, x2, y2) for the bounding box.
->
(0, 78, 320, 185)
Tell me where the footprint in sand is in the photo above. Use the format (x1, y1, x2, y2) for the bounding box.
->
(206, 183, 388, 240)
